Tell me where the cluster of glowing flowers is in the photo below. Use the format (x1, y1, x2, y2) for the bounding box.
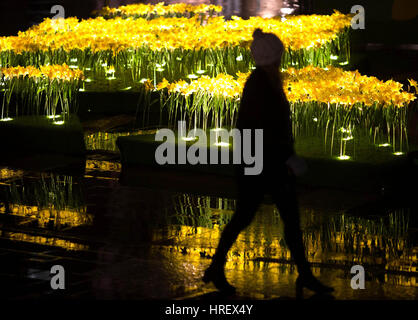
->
(156, 66, 416, 108)
(99, 2, 222, 18)
(158, 73, 244, 99)
(1, 64, 84, 81)
(408, 79, 418, 91)
(223, 11, 352, 50)
(0, 12, 351, 54)
(282, 66, 416, 107)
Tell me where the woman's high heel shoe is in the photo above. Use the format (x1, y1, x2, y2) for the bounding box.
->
(203, 266, 236, 295)
(296, 274, 334, 299)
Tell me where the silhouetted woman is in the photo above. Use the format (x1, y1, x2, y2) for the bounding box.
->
(203, 29, 334, 298)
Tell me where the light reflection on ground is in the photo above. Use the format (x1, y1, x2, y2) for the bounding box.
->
(0, 159, 416, 299)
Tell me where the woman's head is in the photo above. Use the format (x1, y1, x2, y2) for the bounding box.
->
(250, 28, 284, 67)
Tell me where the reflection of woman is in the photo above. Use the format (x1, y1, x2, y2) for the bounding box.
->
(203, 29, 334, 297)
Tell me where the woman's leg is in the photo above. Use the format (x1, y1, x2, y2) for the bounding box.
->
(211, 186, 264, 268)
(271, 175, 334, 296)
(271, 178, 311, 275)
(203, 178, 264, 292)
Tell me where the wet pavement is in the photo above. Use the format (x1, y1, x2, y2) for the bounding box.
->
(0, 146, 417, 300)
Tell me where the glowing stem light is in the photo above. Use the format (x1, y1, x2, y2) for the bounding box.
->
(0, 117, 13, 121)
(214, 142, 230, 147)
(46, 115, 61, 119)
(337, 155, 351, 160)
(120, 86, 132, 91)
(69, 65, 79, 69)
(378, 143, 391, 147)
(53, 121, 65, 125)
(181, 137, 197, 141)
(281, 8, 294, 15)
(330, 55, 339, 60)
(393, 152, 404, 156)
(84, 78, 93, 82)
(339, 61, 349, 66)
(342, 136, 354, 141)
(106, 76, 116, 80)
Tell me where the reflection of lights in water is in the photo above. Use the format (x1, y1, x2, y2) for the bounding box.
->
(153, 207, 415, 288)
(337, 155, 351, 160)
(339, 61, 349, 66)
(106, 76, 116, 80)
(0, 204, 92, 228)
(85, 159, 121, 172)
(393, 152, 404, 156)
(53, 120, 65, 125)
(0, 168, 23, 179)
(4, 231, 88, 251)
